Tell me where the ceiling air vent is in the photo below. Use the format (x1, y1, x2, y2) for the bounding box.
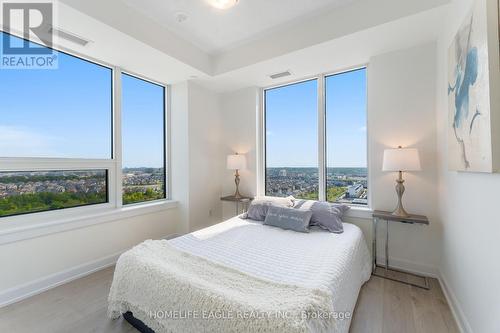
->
(269, 70, 291, 80)
(48, 27, 91, 46)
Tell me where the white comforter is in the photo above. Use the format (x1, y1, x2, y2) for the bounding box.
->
(109, 239, 337, 333)
(169, 216, 372, 333)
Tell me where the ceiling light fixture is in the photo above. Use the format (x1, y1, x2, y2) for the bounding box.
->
(209, 0, 239, 10)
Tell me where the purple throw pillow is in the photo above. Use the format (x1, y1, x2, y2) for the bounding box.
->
(293, 200, 349, 233)
(243, 196, 295, 221)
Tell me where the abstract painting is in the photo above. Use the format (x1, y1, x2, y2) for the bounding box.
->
(448, 3, 494, 172)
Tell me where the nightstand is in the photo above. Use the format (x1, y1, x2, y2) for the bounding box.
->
(372, 210, 430, 289)
(220, 195, 253, 216)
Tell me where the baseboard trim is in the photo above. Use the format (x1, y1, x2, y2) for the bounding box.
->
(376, 256, 439, 278)
(0, 233, 178, 308)
(437, 272, 473, 333)
(0, 251, 120, 308)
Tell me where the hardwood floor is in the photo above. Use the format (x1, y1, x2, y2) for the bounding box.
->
(0, 267, 459, 333)
(350, 269, 459, 333)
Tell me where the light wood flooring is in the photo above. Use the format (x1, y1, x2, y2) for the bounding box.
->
(0, 266, 459, 333)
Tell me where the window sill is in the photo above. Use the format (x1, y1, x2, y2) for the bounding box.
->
(344, 206, 373, 219)
(0, 200, 178, 245)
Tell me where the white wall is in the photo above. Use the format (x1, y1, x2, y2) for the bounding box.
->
(171, 81, 224, 231)
(436, 0, 500, 332)
(170, 82, 191, 235)
(187, 82, 224, 231)
(0, 208, 181, 305)
(368, 43, 440, 274)
(220, 87, 259, 220)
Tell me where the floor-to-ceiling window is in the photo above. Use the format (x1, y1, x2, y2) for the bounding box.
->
(121, 73, 166, 205)
(0, 31, 169, 219)
(265, 79, 319, 200)
(264, 68, 368, 205)
(325, 68, 368, 205)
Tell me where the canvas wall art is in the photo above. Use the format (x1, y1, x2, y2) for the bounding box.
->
(447, 0, 499, 172)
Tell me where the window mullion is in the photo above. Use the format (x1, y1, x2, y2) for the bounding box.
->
(318, 74, 326, 202)
(258, 89, 265, 197)
(0, 158, 114, 171)
(165, 85, 172, 200)
(113, 67, 123, 208)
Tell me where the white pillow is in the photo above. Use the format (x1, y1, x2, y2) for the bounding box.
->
(252, 195, 295, 207)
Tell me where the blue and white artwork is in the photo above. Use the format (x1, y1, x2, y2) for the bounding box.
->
(448, 7, 493, 172)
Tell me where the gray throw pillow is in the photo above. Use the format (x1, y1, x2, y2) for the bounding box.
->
(293, 200, 349, 233)
(263, 206, 312, 233)
(243, 196, 294, 221)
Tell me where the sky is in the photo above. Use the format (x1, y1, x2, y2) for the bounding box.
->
(265, 68, 367, 168)
(1, 31, 363, 169)
(121, 73, 164, 168)
(0, 32, 164, 168)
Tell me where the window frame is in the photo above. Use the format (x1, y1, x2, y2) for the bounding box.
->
(263, 77, 320, 199)
(0, 30, 172, 233)
(260, 65, 371, 210)
(119, 70, 169, 206)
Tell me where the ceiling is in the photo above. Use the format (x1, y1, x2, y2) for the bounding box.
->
(55, 0, 450, 92)
(120, 0, 354, 54)
(199, 4, 448, 92)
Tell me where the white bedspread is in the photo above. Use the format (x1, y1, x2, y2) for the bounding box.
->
(169, 216, 372, 333)
(108, 239, 337, 333)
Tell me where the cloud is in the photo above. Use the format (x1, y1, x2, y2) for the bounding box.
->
(0, 126, 59, 157)
(358, 126, 367, 132)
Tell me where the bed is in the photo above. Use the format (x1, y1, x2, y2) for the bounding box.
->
(108, 215, 371, 333)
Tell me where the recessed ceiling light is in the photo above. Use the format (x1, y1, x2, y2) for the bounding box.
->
(208, 0, 239, 10)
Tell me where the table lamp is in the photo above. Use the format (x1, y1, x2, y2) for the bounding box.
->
(382, 146, 421, 217)
(227, 153, 246, 199)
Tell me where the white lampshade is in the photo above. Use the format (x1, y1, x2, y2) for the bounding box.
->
(226, 154, 246, 170)
(382, 147, 421, 172)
